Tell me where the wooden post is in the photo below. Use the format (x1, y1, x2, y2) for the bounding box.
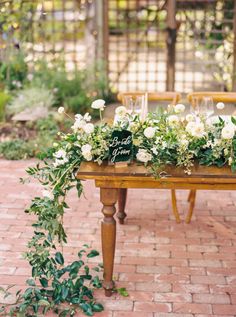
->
(95, 0, 109, 84)
(232, 0, 236, 91)
(166, 0, 177, 91)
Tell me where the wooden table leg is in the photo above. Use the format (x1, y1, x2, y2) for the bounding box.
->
(117, 188, 127, 224)
(171, 189, 181, 223)
(100, 188, 118, 297)
(186, 189, 196, 224)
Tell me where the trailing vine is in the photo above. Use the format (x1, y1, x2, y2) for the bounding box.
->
(1, 100, 236, 316)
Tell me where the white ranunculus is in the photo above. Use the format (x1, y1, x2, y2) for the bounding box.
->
(221, 124, 235, 139)
(144, 127, 156, 139)
(174, 103, 185, 113)
(58, 107, 65, 114)
(186, 114, 195, 122)
(84, 112, 91, 122)
(192, 122, 205, 138)
(81, 144, 92, 161)
(186, 121, 205, 138)
(136, 149, 152, 163)
(216, 102, 225, 110)
(115, 106, 127, 117)
(91, 99, 106, 110)
(83, 123, 94, 134)
(167, 115, 179, 125)
(42, 190, 54, 200)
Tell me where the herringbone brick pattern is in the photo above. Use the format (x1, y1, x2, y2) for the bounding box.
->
(0, 159, 236, 317)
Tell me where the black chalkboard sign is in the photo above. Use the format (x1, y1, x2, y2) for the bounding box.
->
(109, 130, 133, 163)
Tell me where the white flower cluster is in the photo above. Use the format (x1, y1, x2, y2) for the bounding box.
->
(81, 144, 92, 161)
(53, 149, 69, 167)
(71, 113, 94, 134)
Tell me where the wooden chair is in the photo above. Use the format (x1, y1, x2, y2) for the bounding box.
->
(116, 91, 182, 224)
(186, 91, 236, 223)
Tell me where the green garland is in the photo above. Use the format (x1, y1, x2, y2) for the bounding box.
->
(1, 101, 236, 316)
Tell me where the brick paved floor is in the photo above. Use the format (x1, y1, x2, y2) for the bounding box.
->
(0, 159, 236, 317)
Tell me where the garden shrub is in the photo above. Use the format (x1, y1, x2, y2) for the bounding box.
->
(7, 87, 55, 116)
(0, 139, 34, 160)
(0, 91, 10, 121)
(0, 51, 28, 90)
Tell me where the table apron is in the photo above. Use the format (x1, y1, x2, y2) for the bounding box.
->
(95, 180, 236, 190)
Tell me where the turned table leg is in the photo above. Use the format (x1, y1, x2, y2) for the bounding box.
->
(117, 188, 127, 224)
(100, 188, 118, 297)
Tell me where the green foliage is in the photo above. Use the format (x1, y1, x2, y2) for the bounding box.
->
(7, 87, 55, 116)
(0, 51, 28, 90)
(31, 60, 112, 115)
(0, 92, 10, 121)
(0, 139, 34, 160)
(1, 246, 103, 317)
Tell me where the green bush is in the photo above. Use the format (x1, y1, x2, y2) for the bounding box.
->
(0, 139, 34, 160)
(31, 60, 113, 114)
(0, 51, 28, 90)
(0, 92, 10, 121)
(7, 87, 54, 116)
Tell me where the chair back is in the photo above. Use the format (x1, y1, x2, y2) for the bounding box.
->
(117, 91, 181, 105)
(187, 92, 236, 107)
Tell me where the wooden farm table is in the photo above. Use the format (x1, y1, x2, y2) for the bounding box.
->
(77, 161, 236, 296)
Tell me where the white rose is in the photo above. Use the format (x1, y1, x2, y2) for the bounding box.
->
(42, 190, 54, 200)
(144, 127, 156, 139)
(167, 115, 179, 125)
(82, 152, 92, 161)
(91, 99, 106, 110)
(83, 123, 94, 134)
(58, 107, 65, 114)
(216, 102, 225, 110)
(221, 124, 235, 139)
(186, 114, 195, 122)
(81, 144, 92, 161)
(174, 103, 185, 113)
(115, 106, 127, 117)
(136, 149, 152, 163)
